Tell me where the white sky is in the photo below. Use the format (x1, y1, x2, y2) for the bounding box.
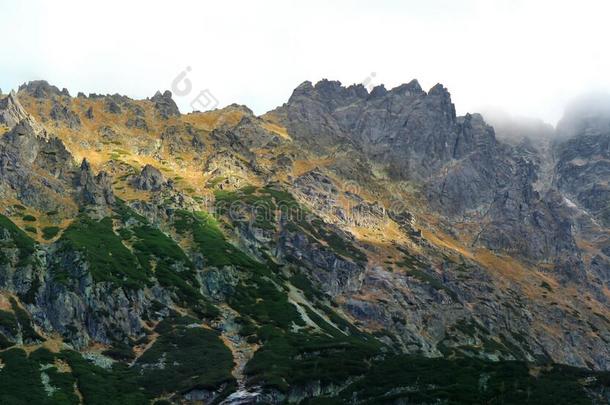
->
(1, 0, 609, 124)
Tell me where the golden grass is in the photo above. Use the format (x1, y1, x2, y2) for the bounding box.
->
(0, 293, 12, 312)
(261, 121, 291, 140)
(292, 158, 335, 177)
(182, 108, 246, 130)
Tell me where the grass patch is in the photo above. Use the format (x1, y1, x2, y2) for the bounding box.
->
(174, 210, 256, 268)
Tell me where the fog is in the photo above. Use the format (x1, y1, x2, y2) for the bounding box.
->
(1, 1, 610, 126)
(556, 93, 610, 139)
(480, 109, 555, 144)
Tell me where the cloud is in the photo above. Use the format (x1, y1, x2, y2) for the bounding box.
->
(1, 0, 610, 124)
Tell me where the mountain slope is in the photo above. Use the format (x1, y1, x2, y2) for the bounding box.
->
(0, 80, 608, 404)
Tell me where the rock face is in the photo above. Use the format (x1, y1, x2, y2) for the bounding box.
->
(0, 92, 29, 128)
(273, 79, 462, 180)
(554, 100, 610, 227)
(273, 80, 583, 270)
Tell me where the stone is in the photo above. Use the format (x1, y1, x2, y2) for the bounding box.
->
(131, 164, 166, 191)
(0, 92, 29, 128)
(76, 159, 115, 206)
(150, 90, 180, 119)
(18, 80, 67, 98)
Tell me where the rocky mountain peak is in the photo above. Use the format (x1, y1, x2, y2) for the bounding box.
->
(289, 80, 314, 100)
(18, 80, 70, 98)
(428, 82, 449, 96)
(368, 84, 388, 99)
(389, 79, 425, 96)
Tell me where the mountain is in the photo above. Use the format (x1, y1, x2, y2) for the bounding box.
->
(0, 80, 608, 404)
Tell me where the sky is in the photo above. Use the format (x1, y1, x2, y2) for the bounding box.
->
(1, 0, 609, 125)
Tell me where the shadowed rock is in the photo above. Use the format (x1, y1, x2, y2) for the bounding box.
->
(131, 164, 167, 191)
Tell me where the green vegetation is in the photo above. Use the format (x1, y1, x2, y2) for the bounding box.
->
(0, 310, 18, 348)
(171, 204, 382, 394)
(327, 355, 610, 404)
(10, 297, 42, 342)
(56, 216, 149, 289)
(290, 272, 325, 301)
(0, 336, 233, 404)
(129, 224, 217, 317)
(0, 349, 55, 405)
(42, 226, 61, 240)
(0, 214, 37, 266)
(214, 186, 279, 230)
(214, 185, 367, 263)
(134, 315, 235, 397)
(22, 215, 37, 222)
(0, 192, 607, 404)
(246, 327, 380, 393)
(174, 210, 255, 268)
(307, 219, 367, 262)
(59, 350, 147, 405)
(25, 226, 37, 234)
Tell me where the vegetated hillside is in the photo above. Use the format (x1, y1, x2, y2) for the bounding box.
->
(0, 80, 608, 404)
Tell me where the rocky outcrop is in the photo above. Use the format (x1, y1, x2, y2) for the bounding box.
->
(76, 159, 115, 206)
(49, 101, 81, 129)
(131, 164, 167, 191)
(0, 119, 75, 212)
(18, 80, 70, 99)
(150, 90, 180, 118)
(0, 92, 29, 128)
(104, 98, 122, 114)
(126, 116, 148, 130)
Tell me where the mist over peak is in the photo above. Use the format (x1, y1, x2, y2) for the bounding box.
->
(480, 108, 554, 145)
(556, 92, 610, 139)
